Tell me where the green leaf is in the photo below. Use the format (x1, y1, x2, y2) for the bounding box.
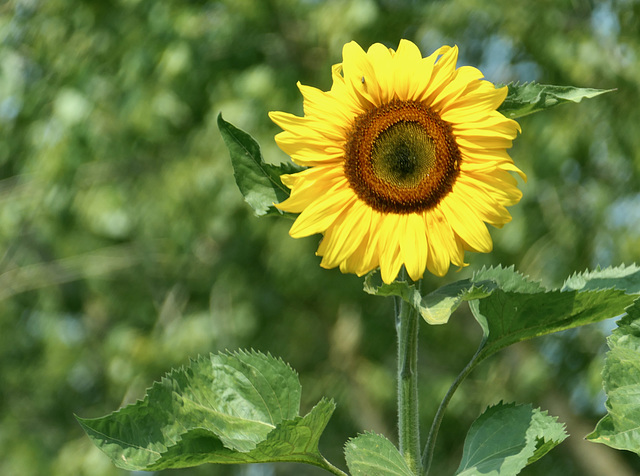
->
(422, 266, 640, 474)
(345, 433, 414, 476)
(587, 300, 640, 455)
(364, 265, 546, 326)
(421, 265, 546, 326)
(153, 398, 337, 470)
(455, 402, 567, 476)
(562, 264, 640, 294)
(217, 114, 302, 217)
(77, 351, 340, 472)
(365, 264, 640, 333)
(417, 278, 492, 325)
(467, 265, 640, 364)
(498, 82, 615, 119)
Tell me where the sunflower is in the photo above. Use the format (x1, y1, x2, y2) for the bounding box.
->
(269, 40, 525, 284)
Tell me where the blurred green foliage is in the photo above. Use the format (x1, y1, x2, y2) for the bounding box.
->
(0, 0, 638, 475)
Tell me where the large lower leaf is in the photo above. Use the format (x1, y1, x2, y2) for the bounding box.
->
(587, 300, 640, 454)
(455, 402, 567, 476)
(77, 351, 339, 472)
(217, 114, 302, 217)
(345, 432, 414, 476)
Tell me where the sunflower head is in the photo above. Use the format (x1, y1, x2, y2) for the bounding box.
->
(269, 40, 524, 284)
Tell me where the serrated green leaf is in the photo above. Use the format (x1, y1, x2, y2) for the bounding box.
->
(77, 351, 339, 472)
(459, 265, 640, 364)
(527, 406, 570, 464)
(423, 266, 638, 475)
(562, 264, 640, 293)
(368, 264, 640, 348)
(498, 82, 615, 119)
(345, 433, 414, 476)
(455, 402, 567, 476)
(472, 265, 547, 294)
(217, 114, 302, 217)
(587, 300, 640, 455)
(471, 286, 638, 364)
(145, 398, 337, 470)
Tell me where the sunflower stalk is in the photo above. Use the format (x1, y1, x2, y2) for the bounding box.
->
(396, 271, 422, 475)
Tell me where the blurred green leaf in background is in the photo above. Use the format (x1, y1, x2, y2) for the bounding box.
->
(0, 1, 638, 475)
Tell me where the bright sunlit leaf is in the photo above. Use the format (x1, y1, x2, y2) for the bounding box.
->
(345, 432, 414, 476)
(587, 300, 640, 455)
(77, 351, 337, 471)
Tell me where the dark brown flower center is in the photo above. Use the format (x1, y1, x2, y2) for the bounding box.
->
(344, 100, 461, 214)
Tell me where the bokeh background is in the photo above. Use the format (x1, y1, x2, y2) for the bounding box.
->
(1, 0, 639, 475)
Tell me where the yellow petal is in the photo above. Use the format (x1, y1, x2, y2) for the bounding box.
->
(392, 39, 425, 101)
(430, 66, 484, 112)
(289, 184, 355, 237)
(318, 200, 372, 268)
(342, 41, 381, 106)
(440, 84, 508, 123)
(451, 179, 512, 227)
(399, 213, 428, 281)
(420, 45, 459, 104)
(424, 209, 453, 276)
(376, 214, 403, 283)
(440, 195, 493, 253)
(277, 167, 345, 212)
(365, 43, 395, 104)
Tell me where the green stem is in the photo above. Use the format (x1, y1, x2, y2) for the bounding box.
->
(314, 455, 349, 476)
(421, 341, 484, 476)
(396, 273, 422, 475)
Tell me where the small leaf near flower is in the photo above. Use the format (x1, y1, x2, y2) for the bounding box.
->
(498, 82, 615, 119)
(217, 114, 302, 217)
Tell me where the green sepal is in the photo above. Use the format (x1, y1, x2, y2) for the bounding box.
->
(363, 271, 471, 325)
(455, 402, 568, 476)
(76, 351, 339, 472)
(363, 266, 537, 325)
(345, 432, 414, 476)
(498, 82, 615, 119)
(587, 299, 640, 455)
(217, 114, 302, 217)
